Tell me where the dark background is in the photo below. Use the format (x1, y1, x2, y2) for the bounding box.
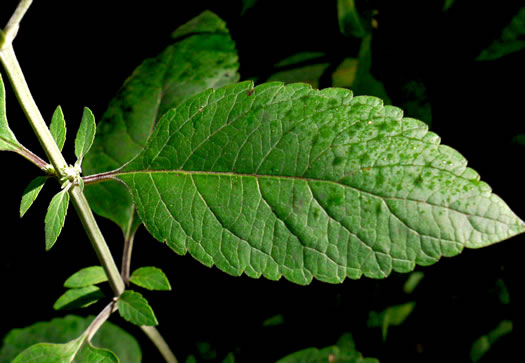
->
(1, 1, 524, 362)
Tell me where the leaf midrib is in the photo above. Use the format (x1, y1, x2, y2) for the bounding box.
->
(115, 168, 512, 226)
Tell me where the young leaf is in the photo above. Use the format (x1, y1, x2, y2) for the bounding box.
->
(12, 336, 84, 363)
(83, 10, 240, 236)
(20, 176, 47, 217)
(337, 0, 367, 38)
(74, 107, 96, 163)
(470, 320, 512, 362)
(118, 290, 158, 326)
(0, 73, 22, 152)
(53, 285, 104, 310)
(477, 7, 525, 61)
(0, 315, 141, 363)
(112, 81, 525, 285)
(367, 302, 415, 340)
(50, 106, 66, 151)
(129, 266, 171, 291)
(278, 333, 378, 362)
(64, 265, 108, 288)
(45, 188, 70, 251)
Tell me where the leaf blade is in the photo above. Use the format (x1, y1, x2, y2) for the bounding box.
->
(20, 176, 47, 218)
(53, 285, 104, 310)
(64, 266, 108, 288)
(74, 107, 96, 163)
(50, 106, 66, 152)
(45, 188, 70, 251)
(129, 266, 171, 291)
(0, 315, 141, 363)
(118, 290, 158, 326)
(116, 81, 524, 285)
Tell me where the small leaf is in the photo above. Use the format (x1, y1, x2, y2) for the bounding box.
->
(45, 188, 70, 251)
(75, 342, 119, 362)
(64, 266, 108, 288)
(50, 106, 66, 151)
(20, 176, 47, 218)
(337, 0, 367, 38)
(12, 336, 84, 363)
(0, 73, 22, 152)
(118, 290, 158, 326)
(0, 315, 141, 362)
(129, 266, 171, 291)
(477, 7, 525, 61)
(262, 314, 284, 327)
(470, 320, 512, 362)
(74, 107, 96, 163)
(367, 302, 415, 340)
(402, 271, 424, 294)
(278, 333, 378, 362)
(53, 285, 104, 310)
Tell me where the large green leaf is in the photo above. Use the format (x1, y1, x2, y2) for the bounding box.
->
(0, 73, 22, 152)
(112, 81, 524, 285)
(0, 315, 141, 362)
(83, 10, 239, 236)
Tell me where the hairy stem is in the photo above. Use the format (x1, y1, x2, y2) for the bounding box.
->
(121, 229, 135, 284)
(12, 144, 48, 169)
(141, 326, 178, 363)
(85, 299, 118, 342)
(0, 29, 124, 297)
(0, 0, 32, 47)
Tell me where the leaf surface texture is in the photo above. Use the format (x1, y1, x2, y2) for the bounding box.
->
(116, 81, 525, 284)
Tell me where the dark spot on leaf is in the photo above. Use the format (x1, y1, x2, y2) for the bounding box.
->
(247, 89, 255, 96)
(333, 156, 344, 166)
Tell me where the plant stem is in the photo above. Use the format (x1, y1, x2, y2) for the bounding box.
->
(12, 144, 48, 169)
(121, 229, 135, 284)
(0, 35, 124, 297)
(141, 326, 178, 363)
(86, 299, 118, 342)
(0, 0, 32, 47)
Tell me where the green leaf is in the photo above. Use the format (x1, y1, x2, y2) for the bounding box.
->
(337, 0, 367, 38)
(118, 290, 158, 326)
(53, 285, 104, 310)
(0, 73, 22, 152)
(74, 342, 119, 362)
(367, 302, 415, 340)
(129, 266, 171, 291)
(262, 314, 284, 327)
(45, 188, 70, 251)
(114, 81, 525, 285)
(477, 7, 525, 61)
(74, 107, 96, 163)
(83, 10, 240, 237)
(64, 266, 108, 288)
(470, 320, 512, 362)
(402, 271, 424, 294)
(442, 0, 455, 12)
(50, 106, 66, 152)
(20, 176, 47, 218)
(0, 315, 141, 362)
(12, 336, 84, 363)
(278, 333, 378, 362)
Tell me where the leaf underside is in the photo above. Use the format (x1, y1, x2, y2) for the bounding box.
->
(83, 10, 239, 235)
(114, 81, 524, 285)
(129, 266, 171, 291)
(53, 285, 104, 310)
(118, 290, 158, 326)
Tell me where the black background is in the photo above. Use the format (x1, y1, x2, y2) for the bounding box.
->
(1, 1, 524, 362)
